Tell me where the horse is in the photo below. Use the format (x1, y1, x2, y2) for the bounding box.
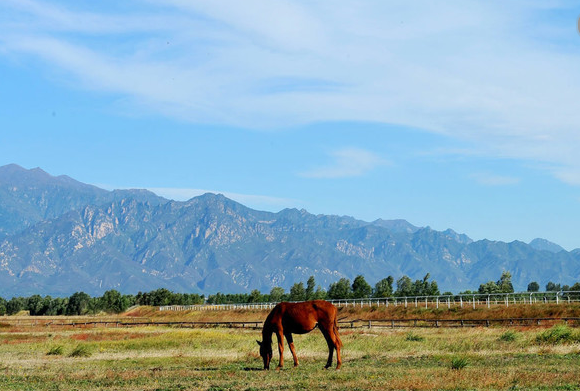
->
(256, 300, 342, 370)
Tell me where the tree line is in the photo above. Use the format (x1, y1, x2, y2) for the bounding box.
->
(206, 274, 439, 304)
(0, 288, 204, 316)
(2, 272, 579, 315)
(459, 271, 580, 295)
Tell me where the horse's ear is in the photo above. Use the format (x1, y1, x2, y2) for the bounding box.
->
(256, 340, 262, 346)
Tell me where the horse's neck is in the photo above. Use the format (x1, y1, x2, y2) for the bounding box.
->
(262, 323, 274, 343)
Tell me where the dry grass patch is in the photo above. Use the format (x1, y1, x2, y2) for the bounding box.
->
(2, 324, 580, 390)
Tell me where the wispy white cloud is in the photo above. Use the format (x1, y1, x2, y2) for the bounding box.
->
(300, 148, 388, 178)
(470, 173, 520, 186)
(2, 1, 580, 184)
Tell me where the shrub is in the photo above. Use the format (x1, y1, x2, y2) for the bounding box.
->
(450, 356, 468, 370)
(46, 345, 64, 356)
(69, 344, 92, 358)
(536, 325, 579, 345)
(499, 330, 518, 342)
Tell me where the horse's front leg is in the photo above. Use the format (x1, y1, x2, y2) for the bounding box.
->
(275, 330, 285, 369)
(285, 333, 299, 367)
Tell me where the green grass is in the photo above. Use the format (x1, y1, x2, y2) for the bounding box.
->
(499, 329, 519, 342)
(404, 331, 424, 342)
(69, 344, 93, 357)
(1, 325, 580, 390)
(536, 325, 580, 344)
(46, 345, 64, 355)
(450, 356, 469, 370)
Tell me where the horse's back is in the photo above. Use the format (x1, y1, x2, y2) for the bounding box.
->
(273, 300, 337, 333)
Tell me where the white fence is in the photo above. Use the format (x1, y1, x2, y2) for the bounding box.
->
(159, 291, 580, 312)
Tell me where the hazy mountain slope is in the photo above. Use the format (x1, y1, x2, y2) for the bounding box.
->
(1, 164, 579, 297)
(0, 164, 165, 238)
(529, 238, 565, 253)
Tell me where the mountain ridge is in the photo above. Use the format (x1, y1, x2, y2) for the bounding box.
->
(0, 164, 578, 297)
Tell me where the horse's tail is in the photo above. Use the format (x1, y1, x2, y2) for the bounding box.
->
(333, 312, 342, 348)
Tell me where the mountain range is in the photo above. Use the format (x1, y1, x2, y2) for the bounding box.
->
(1, 163, 578, 297)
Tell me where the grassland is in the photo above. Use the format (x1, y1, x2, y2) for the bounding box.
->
(1, 304, 580, 390)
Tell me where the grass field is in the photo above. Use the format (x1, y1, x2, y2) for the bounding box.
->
(2, 304, 580, 390)
(2, 320, 580, 390)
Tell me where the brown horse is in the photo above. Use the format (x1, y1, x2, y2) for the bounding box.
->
(256, 300, 342, 370)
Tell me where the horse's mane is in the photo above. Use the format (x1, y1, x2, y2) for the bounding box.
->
(261, 303, 281, 340)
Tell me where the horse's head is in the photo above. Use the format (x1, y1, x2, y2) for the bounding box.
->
(256, 340, 272, 370)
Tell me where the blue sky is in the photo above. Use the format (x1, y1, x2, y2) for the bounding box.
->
(1, 1, 580, 249)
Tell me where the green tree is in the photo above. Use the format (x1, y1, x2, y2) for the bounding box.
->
(100, 290, 129, 313)
(327, 278, 352, 300)
(479, 272, 514, 294)
(207, 292, 225, 304)
(87, 297, 101, 315)
(427, 279, 440, 296)
(527, 281, 540, 292)
(66, 292, 91, 315)
(0, 297, 7, 315)
(373, 276, 394, 298)
(546, 281, 561, 291)
(149, 288, 173, 306)
(478, 281, 500, 294)
(39, 296, 57, 315)
(395, 276, 414, 296)
(313, 286, 327, 300)
(352, 275, 372, 299)
(411, 274, 439, 296)
(289, 282, 306, 301)
(51, 297, 68, 315)
(305, 276, 316, 300)
(497, 271, 514, 293)
(7, 297, 26, 315)
(27, 295, 44, 316)
(269, 287, 285, 302)
(248, 289, 262, 303)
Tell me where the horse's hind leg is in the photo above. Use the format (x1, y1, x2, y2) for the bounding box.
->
(319, 327, 335, 369)
(285, 333, 299, 367)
